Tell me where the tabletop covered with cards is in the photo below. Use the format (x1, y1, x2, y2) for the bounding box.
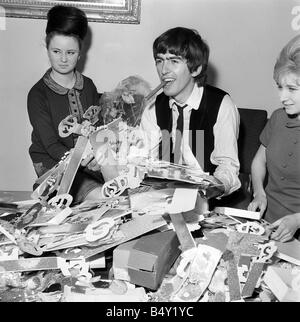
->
(1, 186, 300, 302)
(0, 76, 299, 302)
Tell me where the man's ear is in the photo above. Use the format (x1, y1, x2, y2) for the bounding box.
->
(191, 65, 202, 77)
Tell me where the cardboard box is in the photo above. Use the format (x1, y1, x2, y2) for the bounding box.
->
(263, 265, 300, 302)
(214, 207, 262, 220)
(275, 239, 300, 266)
(113, 230, 181, 290)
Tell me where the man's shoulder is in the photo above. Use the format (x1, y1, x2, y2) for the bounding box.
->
(204, 84, 228, 97)
(155, 91, 169, 106)
(156, 91, 168, 100)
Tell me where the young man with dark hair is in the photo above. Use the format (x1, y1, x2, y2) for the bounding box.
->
(141, 27, 241, 199)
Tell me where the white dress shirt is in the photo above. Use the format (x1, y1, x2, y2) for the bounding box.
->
(140, 84, 241, 195)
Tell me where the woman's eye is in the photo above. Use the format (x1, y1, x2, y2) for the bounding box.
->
(288, 87, 298, 92)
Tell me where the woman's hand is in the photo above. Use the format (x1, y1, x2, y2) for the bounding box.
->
(269, 213, 300, 242)
(247, 194, 267, 215)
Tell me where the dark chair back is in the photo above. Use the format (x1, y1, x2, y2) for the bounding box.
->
(238, 108, 268, 174)
(211, 108, 268, 210)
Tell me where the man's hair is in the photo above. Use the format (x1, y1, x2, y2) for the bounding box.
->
(274, 34, 300, 85)
(153, 27, 209, 86)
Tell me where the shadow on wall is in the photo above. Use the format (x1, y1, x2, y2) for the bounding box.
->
(207, 63, 218, 86)
(76, 26, 92, 73)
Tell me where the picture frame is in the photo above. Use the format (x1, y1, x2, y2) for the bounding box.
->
(0, 0, 141, 24)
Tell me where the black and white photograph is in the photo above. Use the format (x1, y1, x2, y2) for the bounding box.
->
(0, 0, 299, 306)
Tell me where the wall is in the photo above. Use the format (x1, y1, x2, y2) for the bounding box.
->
(0, 0, 300, 191)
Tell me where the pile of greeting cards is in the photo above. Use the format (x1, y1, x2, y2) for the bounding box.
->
(0, 76, 299, 302)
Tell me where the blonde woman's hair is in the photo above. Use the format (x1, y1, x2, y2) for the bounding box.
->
(274, 34, 300, 84)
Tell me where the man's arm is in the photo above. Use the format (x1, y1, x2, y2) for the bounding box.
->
(211, 94, 241, 195)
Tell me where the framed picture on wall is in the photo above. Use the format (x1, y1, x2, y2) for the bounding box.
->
(0, 0, 141, 24)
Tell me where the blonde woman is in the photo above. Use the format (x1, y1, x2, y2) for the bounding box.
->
(248, 35, 300, 242)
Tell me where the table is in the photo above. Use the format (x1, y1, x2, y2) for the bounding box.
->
(0, 190, 33, 203)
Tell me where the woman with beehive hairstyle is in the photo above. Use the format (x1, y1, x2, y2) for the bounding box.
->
(27, 5, 103, 204)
